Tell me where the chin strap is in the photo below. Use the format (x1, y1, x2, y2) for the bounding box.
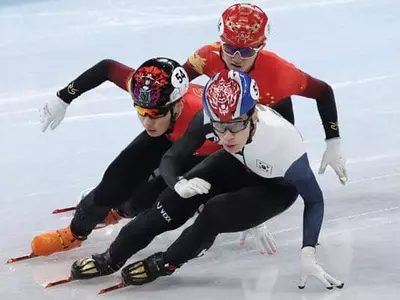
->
(165, 102, 181, 134)
(246, 118, 255, 144)
(246, 107, 257, 144)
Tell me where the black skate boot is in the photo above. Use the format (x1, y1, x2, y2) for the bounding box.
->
(121, 252, 177, 286)
(71, 249, 125, 280)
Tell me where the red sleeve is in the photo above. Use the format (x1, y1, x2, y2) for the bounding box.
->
(186, 45, 213, 77)
(273, 56, 331, 101)
(57, 59, 135, 103)
(276, 61, 308, 97)
(107, 60, 135, 92)
(297, 73, 327, 98)
(183, 61, 202, 81)
(271, 53, 339, 139)
(296, 72, 340, 139)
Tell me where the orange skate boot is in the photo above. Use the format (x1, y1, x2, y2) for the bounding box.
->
(79, 187, 126, 227)
(101, 209, 125, 226)
(31, 225, 84, 256)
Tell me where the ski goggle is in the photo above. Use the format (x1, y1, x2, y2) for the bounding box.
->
(134, 105, 170, 119)
(211, 118, 250, 134)
(221, 43, 263, 59)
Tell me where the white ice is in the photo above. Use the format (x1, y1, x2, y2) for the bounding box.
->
(1, 0, 400, 299)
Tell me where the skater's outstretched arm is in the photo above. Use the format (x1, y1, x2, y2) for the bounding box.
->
(160, 111, 213, 188)
(39, 59, 134, 132)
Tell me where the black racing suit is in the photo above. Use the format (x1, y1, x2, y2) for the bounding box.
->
(71, 130, 205, 238)
(104, 111, 298, 267)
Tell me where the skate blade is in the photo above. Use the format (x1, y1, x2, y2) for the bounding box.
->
(6, 253, 37, 264)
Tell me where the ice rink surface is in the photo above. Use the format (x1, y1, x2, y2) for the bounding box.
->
(1, 0, 400, 299)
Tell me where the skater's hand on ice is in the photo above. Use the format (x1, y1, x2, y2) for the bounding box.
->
(319, 138, 348, 185)
(174, 178, 211, 199)
(39, 95, 69, 132)
(299, 246, 344, 290)
(239, 222, 277, 255)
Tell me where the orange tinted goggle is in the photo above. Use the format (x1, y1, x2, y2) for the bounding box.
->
(134, 105, 170, 119)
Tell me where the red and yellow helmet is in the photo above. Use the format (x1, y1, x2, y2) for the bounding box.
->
(218, 3, 270, 48)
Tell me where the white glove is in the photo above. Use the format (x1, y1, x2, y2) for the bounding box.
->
(299, 246, 344, 290)
(239, 222, 277, 255)
(39, 95, 69, 132)
(174, 178, 211, 199)
(319, 138, 348, 185)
